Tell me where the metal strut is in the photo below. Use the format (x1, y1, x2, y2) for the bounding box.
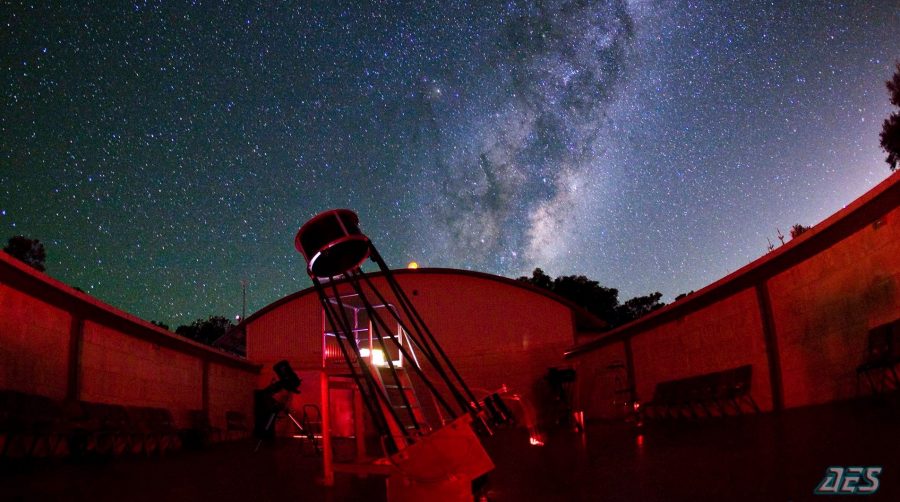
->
(312, 277, 397, 451)
(346, 270, 458, 419)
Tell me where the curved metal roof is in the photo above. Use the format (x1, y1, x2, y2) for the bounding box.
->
(242, 267, 608, 332)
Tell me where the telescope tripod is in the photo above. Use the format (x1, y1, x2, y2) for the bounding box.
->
(254, 404, 320, 454)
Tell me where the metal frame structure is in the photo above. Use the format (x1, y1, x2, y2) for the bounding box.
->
(295, 209, 503, 500)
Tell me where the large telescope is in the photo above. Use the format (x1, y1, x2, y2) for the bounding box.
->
(295, 209, 504, 501)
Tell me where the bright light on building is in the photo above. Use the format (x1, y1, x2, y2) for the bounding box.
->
(357, 347, 401, 367)
(407, 261, 419, 269)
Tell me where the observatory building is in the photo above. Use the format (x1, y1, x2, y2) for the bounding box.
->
(243, 268, 606, 435)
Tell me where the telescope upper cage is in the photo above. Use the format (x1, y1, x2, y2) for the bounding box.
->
(295, 209, 372, 278)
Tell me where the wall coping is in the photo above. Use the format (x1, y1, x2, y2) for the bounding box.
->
(0, 250, 259, 371)
(565, 170, 900, 359)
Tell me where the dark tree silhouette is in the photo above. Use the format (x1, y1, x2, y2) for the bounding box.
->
(790, 224, 810, 239)
(519, 269, 619, 322)
(880, 62, 900, 171)
(552, 275, 620, 323)
(176, 316, 233, 345)
(614, 292, 665, 325)
(151, 320, 170, 330)
(519, 267, 553, 290)
(518, 268, 665, 328)
(675, 291, 695, 301)
(3, 236, 46, 271)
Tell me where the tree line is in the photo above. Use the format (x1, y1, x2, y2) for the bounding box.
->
(2, 235, 234, 345)
(517, 268, 666, 329)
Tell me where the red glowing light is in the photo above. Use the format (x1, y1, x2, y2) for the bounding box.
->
(529, 435, 545, 447)
(636, 434, 645, 447)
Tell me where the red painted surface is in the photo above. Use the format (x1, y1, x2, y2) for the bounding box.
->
(631, 288, 773, 410)
(768, 200, 900, 408)
(0, 283, 71, 399)
(571, 342, 628, 419)
(568, 171, 900, 415)
(0, 251, 259, 430)
(208, 362, 258, 431)
(245, 270, 582, 427)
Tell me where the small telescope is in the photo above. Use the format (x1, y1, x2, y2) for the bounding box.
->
(254, 360, 313, 451)
(261, 360, 302, 395)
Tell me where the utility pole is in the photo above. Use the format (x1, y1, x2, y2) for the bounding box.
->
(240, 279, 248, 321)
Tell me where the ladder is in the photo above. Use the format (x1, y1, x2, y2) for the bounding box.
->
(375, 366, 428, 446)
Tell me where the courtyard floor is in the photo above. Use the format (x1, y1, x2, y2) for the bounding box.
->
(2, 397, 898, 501)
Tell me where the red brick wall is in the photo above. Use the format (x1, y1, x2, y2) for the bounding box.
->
(569, 172, 900, 416)
(629, 289, 773, 410)
(79, 321, 203, 411)
(0, 284, 71, 399)
(572, 342, 627, 419)
(769, 203, 900, 408)
(0, 252, 259, 428)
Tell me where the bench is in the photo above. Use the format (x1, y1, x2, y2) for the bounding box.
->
(125, 406, 182, 455)
(77, 402, 134, 456)
(857, 320, 900, 395)
(0, 391, 187, 459)
(643, 365, 759, 420)
(0, 390, 66, 457)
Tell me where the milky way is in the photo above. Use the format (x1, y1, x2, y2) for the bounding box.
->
(416, 0, 634, 273)
(2, 1, 898, 325)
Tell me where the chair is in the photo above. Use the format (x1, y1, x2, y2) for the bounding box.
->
(152, 408, 181, 453)
(723, 365, 759, 413)
(857, 323, 900, 395)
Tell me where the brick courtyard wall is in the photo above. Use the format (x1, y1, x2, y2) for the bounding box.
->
(628, 289, 773, 411)
(768, 196, 900, 407)
(571, 341, 628, 420)
(208, 361, 258, 431)
(568, 172, 900, 417)
(0, 251, 259, 429)
(0, 283, 71, 400)
(79, 321, 204, 410)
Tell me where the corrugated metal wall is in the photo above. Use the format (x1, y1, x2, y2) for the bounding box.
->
(244, 271, 578, 426)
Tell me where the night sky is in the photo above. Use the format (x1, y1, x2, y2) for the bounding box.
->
(2, 1, 898, 326)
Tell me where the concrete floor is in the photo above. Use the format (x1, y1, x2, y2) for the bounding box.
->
(483, 398, 900, 501)
(2, 398, 898, 501)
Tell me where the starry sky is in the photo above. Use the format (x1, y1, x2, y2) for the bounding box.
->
(2, 1, 898, 326)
